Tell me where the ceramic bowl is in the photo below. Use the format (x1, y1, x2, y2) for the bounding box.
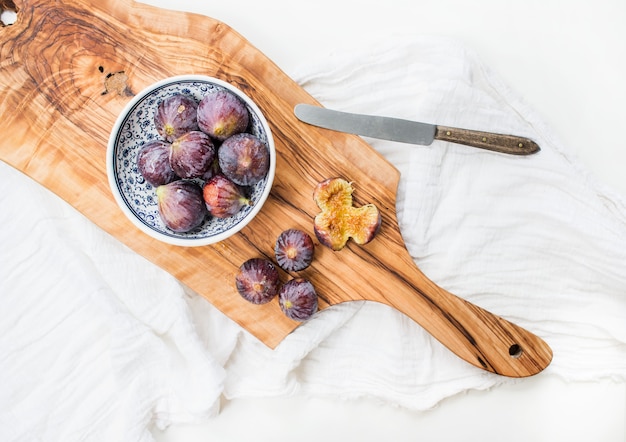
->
(106, 75, 275, 246)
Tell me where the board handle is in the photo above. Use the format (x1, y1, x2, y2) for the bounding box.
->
(435, 125, 540, 155)
(391, 274, 553, 377)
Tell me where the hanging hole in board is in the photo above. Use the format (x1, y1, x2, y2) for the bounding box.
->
(0, 0, 18, 26)
(509, 343, 523, 358)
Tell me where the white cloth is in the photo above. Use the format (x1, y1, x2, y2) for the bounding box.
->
(1, 36, 625, 441)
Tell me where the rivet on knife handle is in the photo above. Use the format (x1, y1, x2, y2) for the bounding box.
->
(435, 126, 540, 155)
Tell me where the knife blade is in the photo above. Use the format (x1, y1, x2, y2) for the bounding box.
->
(294, 104, 539, 155)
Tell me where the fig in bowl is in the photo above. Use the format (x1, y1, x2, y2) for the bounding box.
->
(169, 130, 215, 179)
(136, 140, 178, 187)
(218, 133, 270, 187)
(203, 174, 252, 219)
(154, 94, 199, 142)
(156, 180, 207, 233)
(197, 89, 249, 141)
(107, 75, 275, 247)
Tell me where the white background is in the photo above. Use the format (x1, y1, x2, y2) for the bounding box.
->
(130, 1, 626, 440)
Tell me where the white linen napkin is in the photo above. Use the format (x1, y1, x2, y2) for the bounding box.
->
(0, 168, 226, 441)
(1, 36, 625, 442)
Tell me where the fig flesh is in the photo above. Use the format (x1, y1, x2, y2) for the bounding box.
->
(313, 178, 381, 251)
(169, 131, 216, 179)
(218, 133, 269, 186)
(136, 140, 178, 187)
(203, 175, 252, 218)
(156, 180, 207, 233)
(235, 258, 280, 305)
(197, 90, 249, 141)
(274, 229, 315, 272)
(278, 278, 318, 321)
(154, 94, 199, 142)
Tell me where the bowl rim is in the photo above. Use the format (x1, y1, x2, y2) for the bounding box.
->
(106, 74, 276, 247)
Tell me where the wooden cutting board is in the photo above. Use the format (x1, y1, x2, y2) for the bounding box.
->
(0, 0, 552, 377)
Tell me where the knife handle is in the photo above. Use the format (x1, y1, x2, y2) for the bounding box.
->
(435, 126, 540, 155)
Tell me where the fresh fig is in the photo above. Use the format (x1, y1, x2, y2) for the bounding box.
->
(201, 156, 222, 181)
(155, 180, 207, 233)
(197, 89, 249, 141)
(169, 131, 216, 179)
(278, 278, 318, 321)
(154, 94, 199, 142)
(202, 175, 252, 218)
(136, 140, 178, 187)
(313, 178, 381, 251)
(218, 133, 269, 186)
(235, 258, 280, 305)
(274, 229, 314, 272)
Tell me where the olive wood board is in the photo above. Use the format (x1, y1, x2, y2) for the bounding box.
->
(0, 0, 553, 377)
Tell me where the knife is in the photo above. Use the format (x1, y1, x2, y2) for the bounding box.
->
(294, 104, 539, 155)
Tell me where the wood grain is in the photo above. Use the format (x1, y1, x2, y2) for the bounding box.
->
(0, 0, 552, 377)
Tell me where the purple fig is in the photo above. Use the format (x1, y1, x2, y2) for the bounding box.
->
(278, 278, 318, 321)
(218, 133, 269, 186)
(169, 131, 215, 179)
(154, 94, 199, 142)
(156, 180, 207, 233)
(201, 156, 222, 181)
(235, 258, 280, 304)
(197, 90, 249, 141)
(136, 140, 178, 187)
(274, 229, 314, 272)
(202, 175, 252, 218)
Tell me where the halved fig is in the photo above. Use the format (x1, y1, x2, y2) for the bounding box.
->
(313, 177, 381, 251)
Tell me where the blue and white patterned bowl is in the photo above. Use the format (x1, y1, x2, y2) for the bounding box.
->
(106, 75, 276, 247)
